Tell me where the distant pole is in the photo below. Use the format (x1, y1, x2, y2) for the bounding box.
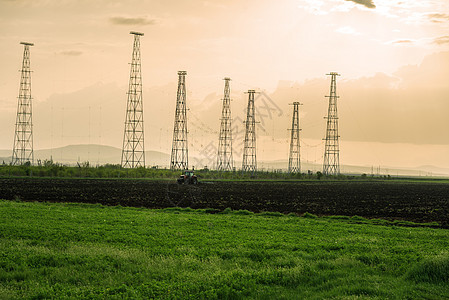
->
(12, 42, 34, 166)
(288, 102, 302, 173)
(217, 77, 234, 171)
(242, 90, 257, 174)
(121, 31, 145, 168)
(323, 72, 341, 176)
(170, 71, 188, 170)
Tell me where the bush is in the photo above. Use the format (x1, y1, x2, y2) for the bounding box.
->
(162, 207, 183, 213)
(182, 207, 194, 213)
(327, 215, 350, 220)
(302, 212, 318, 219)
(233, 209, 254, 215)
(351, 215, 368, 222)
(259, 211, 284, 217)
(204, 208, 220, 214)
(220, 207, 233, 214)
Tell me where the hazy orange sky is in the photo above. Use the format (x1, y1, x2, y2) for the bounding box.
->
(1, 0, 448, 170)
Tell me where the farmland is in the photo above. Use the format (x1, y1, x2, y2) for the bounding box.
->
(0, 177, 448, 226)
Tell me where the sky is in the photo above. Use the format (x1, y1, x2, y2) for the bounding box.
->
(0, 0, 449, 170)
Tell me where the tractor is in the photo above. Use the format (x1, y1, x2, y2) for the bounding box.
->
(177, 170, 198, 185)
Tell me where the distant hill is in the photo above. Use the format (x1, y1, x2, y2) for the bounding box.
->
(0, 144, 170, 168)
(257, 160, 449, 177)
(1, 144, 448, 177)
(414, 165, 449, 176)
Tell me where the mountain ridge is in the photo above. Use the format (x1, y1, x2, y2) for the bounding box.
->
(1, 144, 448, 176)
(0, 144, 169, 167)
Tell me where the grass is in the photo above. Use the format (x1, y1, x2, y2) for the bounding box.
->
(4, 162, 449, 182)
(0, 200, 448, 299)
(406, 255, 449, 283)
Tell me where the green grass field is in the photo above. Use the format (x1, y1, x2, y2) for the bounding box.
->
(1, 200, 448, 299)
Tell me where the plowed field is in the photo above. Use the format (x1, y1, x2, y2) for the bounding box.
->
(1, 178, 448, 226)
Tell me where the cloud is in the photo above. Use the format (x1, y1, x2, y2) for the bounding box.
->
(336, 26, 360, 35)
(428, 13, 449, 23)
(344, 0, 376, 9)
(297, 0, 329, 16)
(109, 16, 157, 26)
(434, 36, 449, 45)
(59, 50, 83, 56)
(392, 39, 414, 45)
(265, 51, 449, 147)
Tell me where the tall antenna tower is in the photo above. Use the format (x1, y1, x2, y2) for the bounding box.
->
(323, 72, 341, 176)
(12, 42, 34, 166)
(121, 31, 145, 168)
(217, 77, 234, 171)
(170, 71, 188, 170)
(242, 90, 257, 174)
(288, 102, 302, 173)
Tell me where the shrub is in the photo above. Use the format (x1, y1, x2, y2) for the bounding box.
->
(162, 207, 183, 213)
(302, 212, 318, 219)
(327, 215, 350, 220)
(351, 215, 368, 222)
(233, 209, 254, 215)
(220, 207, 233, 214)
(259, 211, 284, 217)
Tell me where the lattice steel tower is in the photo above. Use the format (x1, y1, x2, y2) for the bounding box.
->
(217, 77, 234, 171)
(323, 72, 341, 175)
(242, 90, 257, 173)
(170, 71, 188, 170)
(12, 42, 34, 166)
(288, 102, 302, 173)
(121, 31, 145, 168)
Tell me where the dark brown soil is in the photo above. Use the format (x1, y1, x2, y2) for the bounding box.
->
(1, 178, 448, 226)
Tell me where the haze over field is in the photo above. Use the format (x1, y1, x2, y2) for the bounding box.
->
(1, 0, 448, 171)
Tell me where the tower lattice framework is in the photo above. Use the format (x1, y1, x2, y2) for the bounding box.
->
(170, 71, 188, 170)
(242, 90, 257, 174)
(288, 102, 302, 173)
(121, 31, 145, 168)
(12, 42, 34, 166)
(217, 77, 234, 171)
(323, 72, 341, 176)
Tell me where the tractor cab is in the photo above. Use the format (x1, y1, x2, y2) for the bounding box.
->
(177, 170, 198, 185)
